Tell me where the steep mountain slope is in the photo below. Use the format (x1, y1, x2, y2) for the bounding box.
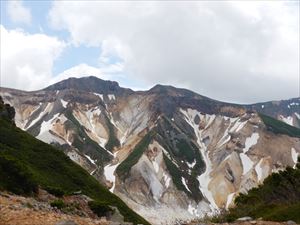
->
(0, 97, 150, 225)
(1, 76, 299, 224)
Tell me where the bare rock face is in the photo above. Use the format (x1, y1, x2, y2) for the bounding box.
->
(1, 76, 300, 225)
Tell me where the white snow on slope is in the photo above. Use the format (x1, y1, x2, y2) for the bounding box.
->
(225, 192, 235, 209)
(26, 103, 53, 129)
(93, 92, 104, 101)
(295, 113, 300, 119)
(280, 115, 293, 126)
(84, 154, 97, 165)
(182, 177, 191, 193)
(108, 94, 116, 100)
(180, 108, 219, 212)
(240, 132, 259, 175)
(229, 119, 247, 133)
(255, 158, 264, 182)
(244, 133, 259, 153)
(73, 108, 111, 154)
(104, 162, 120, 192)
(61, 99, 68, 108)
(188, 204, 200, 217)
(163, 172, 171, 188)
(187, 160, 196, 168)
(240, 154, 254, 176)
(291, 148, 299, 168)
(218, 117, 241, 147)
(90, 168, 97, 175)
(36, 113, 65, 145)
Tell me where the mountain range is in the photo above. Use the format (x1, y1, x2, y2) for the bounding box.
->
(1, 76, 299, 224)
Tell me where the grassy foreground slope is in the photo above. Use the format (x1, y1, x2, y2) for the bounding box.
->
(214, 160, 300, 223)
(0, 103, 150, 225)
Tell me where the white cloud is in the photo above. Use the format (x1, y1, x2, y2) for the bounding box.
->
(50, 63, 110, 85)
(7, 0, 32, 25)
(49, 1, 299, 103)
(0, 25, 66, 90)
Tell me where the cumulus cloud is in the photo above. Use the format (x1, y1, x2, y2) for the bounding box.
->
(0, 25, 65, 90)
(49, 1, 299, 103)
(7, 0, 32, 25)
(51, 64, 105, 83)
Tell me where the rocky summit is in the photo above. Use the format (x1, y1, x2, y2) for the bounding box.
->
(1, 76, 299, 224)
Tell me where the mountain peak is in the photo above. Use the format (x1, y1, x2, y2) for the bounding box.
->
(44, 76, 133, 96)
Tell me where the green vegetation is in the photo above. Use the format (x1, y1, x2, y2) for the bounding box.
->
(0, 153, 38, 195)
(259, 113, 300, 138)
(50, 199, 66, 209)
(162, 153, 202, 201)
(0, 118, 150, 225)
(163, 153, 185, 192)
(88, 200, 115, 217)
(45, 186, 65, 197)
(104, 114, 120, 152)
(64, 109, 112, 165)
(116, 131, 155, 179)
(213, 159, 300, 223)
(175, 139, 195, 163)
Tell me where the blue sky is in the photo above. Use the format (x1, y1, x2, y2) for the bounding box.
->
(0, 1, 299, 103)
(1, 0, 112, 77)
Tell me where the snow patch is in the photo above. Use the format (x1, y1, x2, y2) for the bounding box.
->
(244, 133, 259, 153)
(163, 172, 171, 188)
(187, 160, 196, 168)
(240, 132, 259, 175)
(261, 105, 264, 109)
(90, 169, 97, 175)
(295, 113, 300, 119)
(26, 103, 53, 129)
(104, 162, 120, 192)
(291, 148, 299, 168)
(36, 113, 65, 145)
(60, 99, 68, 108)
(84, 154, 97, 166)
(108, 94, 116, 101)
(255, 158, 264, 182)
(188, 204, 200, 217)
(180, 108, 219, 212)
(93, 93, 104, 101)
(181, 177, 191, 193)
(225, 193, 235, 209)
(229, 119, 247, 133)
(280, 115, 293, 126)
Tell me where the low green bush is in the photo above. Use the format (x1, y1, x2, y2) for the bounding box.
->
(50, 199, 66, 209)
(45, 186, 65, 197)
(88, 200, 115, 217)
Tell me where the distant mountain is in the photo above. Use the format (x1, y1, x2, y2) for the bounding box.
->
(1, 76, 299, 224)
(0, 96, 150, 225)
(247, 98, 300, 128)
